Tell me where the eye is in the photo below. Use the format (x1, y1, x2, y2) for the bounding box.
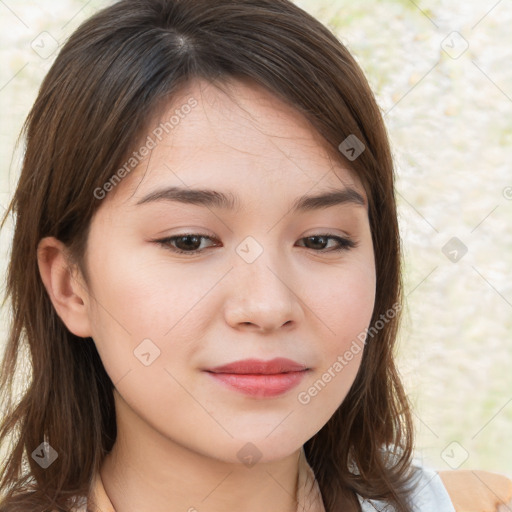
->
(296, 234, 357, 252)
(153, 233, 357, 256)
(155, 234, 220, 254)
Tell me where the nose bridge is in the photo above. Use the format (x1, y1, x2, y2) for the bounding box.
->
(237, 235, 289, 298)
(227, 234, 299, 330)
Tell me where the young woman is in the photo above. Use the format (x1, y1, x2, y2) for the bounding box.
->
(0, 1, 457, 511)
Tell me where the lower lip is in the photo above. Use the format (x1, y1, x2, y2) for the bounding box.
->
(206, 371, 307, 397)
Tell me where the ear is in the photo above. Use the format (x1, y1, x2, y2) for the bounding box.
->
(37, 236, 92, 338)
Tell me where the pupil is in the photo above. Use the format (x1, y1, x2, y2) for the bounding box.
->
(310, 236, 326, 249)
(180, 236, 199, 250)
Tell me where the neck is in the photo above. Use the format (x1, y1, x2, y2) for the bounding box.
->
(100, 392, 304, 512)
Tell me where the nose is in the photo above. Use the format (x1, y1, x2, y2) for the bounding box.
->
(223, 250, 302, 333)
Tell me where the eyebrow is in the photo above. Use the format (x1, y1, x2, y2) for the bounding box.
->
(135, 185, 366, 212)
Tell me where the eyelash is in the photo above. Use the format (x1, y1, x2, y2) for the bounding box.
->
(154, 233, 358, 256)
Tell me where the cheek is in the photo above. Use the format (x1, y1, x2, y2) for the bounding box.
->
(86, 247, 177, 334)
(309, 258, 376, 349)
(295, 258, 375, 415)
(84, 247, 164, 382)
(84, 246, 216, 384)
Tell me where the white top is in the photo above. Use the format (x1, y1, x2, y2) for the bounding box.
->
(357, 458, 456, 511)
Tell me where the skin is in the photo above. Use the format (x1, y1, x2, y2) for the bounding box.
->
(37, 77, 376, 512)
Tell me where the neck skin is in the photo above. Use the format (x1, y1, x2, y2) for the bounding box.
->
(100, 391, 302, 512)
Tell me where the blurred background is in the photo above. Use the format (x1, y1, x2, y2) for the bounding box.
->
(1, 0, 511, 477)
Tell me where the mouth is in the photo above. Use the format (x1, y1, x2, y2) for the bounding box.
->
(205, 357, 308, 374)
(204, 358, 309, 398)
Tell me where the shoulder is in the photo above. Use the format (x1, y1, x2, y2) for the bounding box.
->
(357, 458, 456, 512)
(439, 469, 512, 512)
(359, 448, 512, 512)
(404, 461, 458, 511)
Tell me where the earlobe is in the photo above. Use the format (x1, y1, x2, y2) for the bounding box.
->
(37, 236, 92, 338)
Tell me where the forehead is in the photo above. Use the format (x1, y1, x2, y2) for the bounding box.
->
(111, 77, 365, 206)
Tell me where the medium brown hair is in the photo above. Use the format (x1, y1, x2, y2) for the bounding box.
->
(0, 1, 416, 510)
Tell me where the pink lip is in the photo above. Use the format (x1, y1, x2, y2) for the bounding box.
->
(207, 357, 307, 374)
(204, 358, 309, 398)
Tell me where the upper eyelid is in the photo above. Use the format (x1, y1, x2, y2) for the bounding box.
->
(155, 233, 357, 250)
(156, 232, 353, 242)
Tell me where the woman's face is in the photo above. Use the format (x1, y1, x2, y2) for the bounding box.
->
(81, 78, 376, 463)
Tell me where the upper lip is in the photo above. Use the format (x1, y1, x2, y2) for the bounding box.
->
(206, 357, 308, 374)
